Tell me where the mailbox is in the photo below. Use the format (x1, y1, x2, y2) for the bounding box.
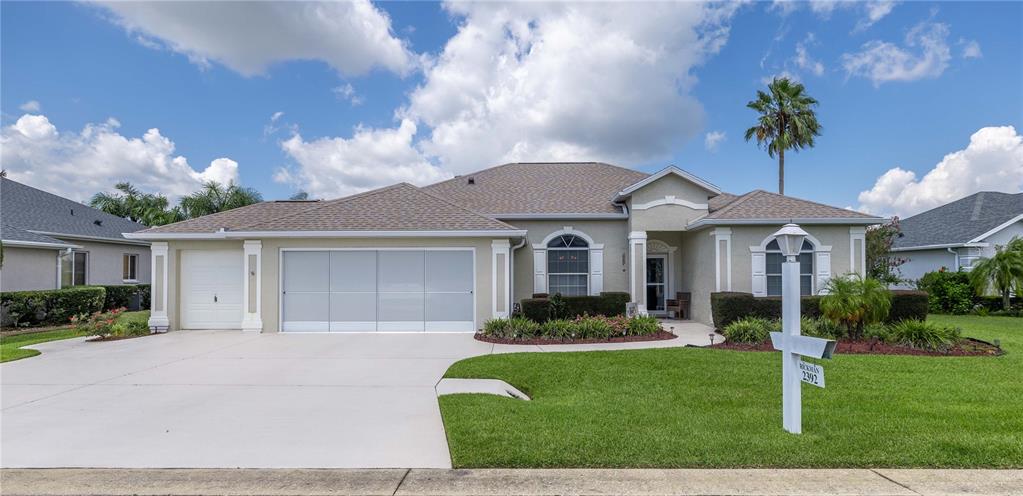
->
(770, 332, 837, 360)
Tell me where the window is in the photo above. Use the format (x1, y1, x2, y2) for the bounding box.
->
(123, 254, 139, 282)
(61, 251, 88, 287)
(765, 239, 813, 296)
(547, 234, 589, 296)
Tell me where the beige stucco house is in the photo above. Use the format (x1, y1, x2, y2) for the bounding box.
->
(125, 162, 882, 331)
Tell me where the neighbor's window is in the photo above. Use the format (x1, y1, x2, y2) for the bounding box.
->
(123, 254, 139, 282)
(61, 251, 89, 287)
(765, 239, 813, 296)
(547, 234, 589, 297)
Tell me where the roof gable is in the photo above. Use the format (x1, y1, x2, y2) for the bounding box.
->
(1, 178, 147, 243)
(893, 192, 1023, 249)
(615, 166, 721, 200)
(693, 190, 881, 225)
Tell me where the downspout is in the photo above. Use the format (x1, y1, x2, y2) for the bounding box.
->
(509, 237, 527, 315)
(947, 247, 960, 271)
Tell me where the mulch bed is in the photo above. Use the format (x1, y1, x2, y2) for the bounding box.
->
(708, 337, 1003, 357)
(86, 334, 152, 343)
(475, 330, 678, 345)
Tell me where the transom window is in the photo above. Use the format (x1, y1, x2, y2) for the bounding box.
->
(547, 234, 589, 296)
(765, 239, 814, 296)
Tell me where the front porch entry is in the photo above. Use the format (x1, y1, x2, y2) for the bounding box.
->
(646, 254, 667, 315)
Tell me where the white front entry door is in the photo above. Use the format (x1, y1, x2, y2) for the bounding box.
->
(281, 249, 475, 333)
(180, 250, 244, 329)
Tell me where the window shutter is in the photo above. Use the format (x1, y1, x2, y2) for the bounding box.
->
(751, 251, 766, 297)
(815, 251, 832, 294)
(589, 249, 603, 295)
(533, 248, 547, 294)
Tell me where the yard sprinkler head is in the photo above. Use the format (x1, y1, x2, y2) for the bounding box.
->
(709, 333, 715, 345)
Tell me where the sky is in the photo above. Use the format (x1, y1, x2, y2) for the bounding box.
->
(2, 0, 1021, 219)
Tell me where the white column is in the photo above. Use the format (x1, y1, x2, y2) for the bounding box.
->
(629, 231, 648, 315)
(241, 240, 263, 332)
(492, 239, 511, 319)
(782, 258, 802, 434)
(148, 242, 170, 331)
(712, 228, 732, 292)
(849, 226, 866, 277)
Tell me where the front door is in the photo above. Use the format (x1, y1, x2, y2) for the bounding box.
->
(646, 255, 667, 314)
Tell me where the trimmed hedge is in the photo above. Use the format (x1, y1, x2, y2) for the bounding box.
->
(92, 284, 151, 311)
(521, 292, 631, 322)
(1, 286, 106, 327)
(710, 290, 928, 329)
(973, 295, 1021, 312)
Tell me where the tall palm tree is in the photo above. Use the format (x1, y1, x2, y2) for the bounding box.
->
(90, 182, 184, 226)
(969, 238, 1023, 310)
(179, 181, 263, 218)
(744, 77, 822, 195)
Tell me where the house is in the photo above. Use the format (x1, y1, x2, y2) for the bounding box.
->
(0, 177, 151, 292)
(124, 162, 882, 331)
(890, 191, 1023, 287)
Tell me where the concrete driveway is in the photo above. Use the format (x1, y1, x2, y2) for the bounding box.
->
(1, 323, 715, 469)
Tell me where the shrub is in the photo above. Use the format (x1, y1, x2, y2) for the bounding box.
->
(541, 319, 574, 340)
(481, 314, 662, 341)
(820, 275, 891, 341)
(520, 292, 630, 322)
(110, 311, 151, 337)
(888, 290, 929, 322)
(72, 307, 126, 337)
(918, 270, 973, 314)
(974, 295, 1022, 313)
(94, 284, 151, 311)
(863, 322, 890, 342)
(723, 317, 775, 344)
(483, 318, 511, 338)
(710, 292, 821, 328)
(574, 316, 615, 339)
(1, 286, 106, 327)
(801, 316, 844, 339)
(627, 315, 662, 336)
(886, 320, 962, 351)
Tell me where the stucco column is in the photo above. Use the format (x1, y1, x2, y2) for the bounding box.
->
(241, 240, 263, 332)
(492, 239, 511, 319)
(148, 242, 170, 332)
(849, 226, 866, 277)
(629, 231, 648, 315)
(712, 227, 732, 292)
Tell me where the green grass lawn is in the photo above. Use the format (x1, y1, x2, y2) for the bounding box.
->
(439, 315, 1023, 468)
(0, 310, 150, 363)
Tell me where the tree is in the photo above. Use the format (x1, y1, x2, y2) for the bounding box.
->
(179, 181, 263, 218)
(820, 274, 892, 341)
(289, 191, 310, 200)
(744, 77, 822, 195)
(89, 182, 184, 226)
(969, 237, 1023, 311)
(865, 217, 907, 286)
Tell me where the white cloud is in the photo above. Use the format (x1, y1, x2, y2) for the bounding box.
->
(704, 131, 726, 152)
(94, 0, 413, 77)
(856, 1, 897, 31)
(960, 38, 983, 59)
(842, 21, 951, 86)
(857, 126, 1023, 217)
(1, 113, 240, 202)
(277, 119, 449, 199)
(771, 0, 897, 28)
(793, 33, 824, 76)
(332, 83, 364, 106)
(18, 100, 41, 113)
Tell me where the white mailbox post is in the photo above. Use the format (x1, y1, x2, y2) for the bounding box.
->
(767, 223, 837, 434)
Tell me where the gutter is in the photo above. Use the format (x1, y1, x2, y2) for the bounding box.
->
(0, 239, 80, 250)
(509, 237, 528, 314)
(890, 242, 988, 252)
(123, 229, 530, 240)
(29, 231, 151, 246)
(947, 247, 960, 271)
(687, 217, 885, 229)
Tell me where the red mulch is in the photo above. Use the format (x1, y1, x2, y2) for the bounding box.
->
(475, 330, 678, 346)
(708, 337, 1002, 357)
(86, 334, 152, 343)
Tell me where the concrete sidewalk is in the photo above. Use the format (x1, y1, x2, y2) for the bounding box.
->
(2, 468, 1020, 495)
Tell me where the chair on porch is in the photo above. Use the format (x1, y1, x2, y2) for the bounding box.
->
(665, 292, 691, 320)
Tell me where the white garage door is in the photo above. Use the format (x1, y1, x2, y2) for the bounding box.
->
(180, 250, 244, 329)
(281, 249, 474, 333)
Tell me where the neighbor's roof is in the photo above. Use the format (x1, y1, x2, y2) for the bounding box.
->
(0, 177, 147, 244)
(423, 162, 649, 216)
(692, 189, 882, 226)
(892, 191, 1023, 250)
(137, 183, 520, 235)
(1, 224, 77, 248)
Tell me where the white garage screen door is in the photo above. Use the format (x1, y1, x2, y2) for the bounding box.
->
(281, 249, 474, 332)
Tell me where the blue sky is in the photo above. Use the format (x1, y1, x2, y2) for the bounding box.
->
(2, 1, 1021, 218)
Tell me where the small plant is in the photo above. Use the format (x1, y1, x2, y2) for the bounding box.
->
(111, 319, 150, 337)
(800, 316, 844, 339)
(723, 317, 774, 344)
(547, 293, 567, 320)
(863, 322, 890, 342)
(509, 317, 541, 339)
(541, 319, 574, 340)
(627, 315, 662, 336)
(820, 274, 891, 340)
(483, 318, 511, 338)
(71, 307, 127, 338)
(886, 320, 961, 351)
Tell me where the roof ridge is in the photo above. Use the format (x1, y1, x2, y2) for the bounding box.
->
(705, 190, 759, 218)
(411, 183, 520, 230)
(233, 183, 408, 231)
(422, 162, 521, 189)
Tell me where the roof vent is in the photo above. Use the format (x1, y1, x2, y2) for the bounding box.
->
(467, 176, 475, 185)
(70, 208, 74, 216)
(94, 220, 103, 226)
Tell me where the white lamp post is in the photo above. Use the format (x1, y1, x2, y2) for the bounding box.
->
(768, 223, 836, 434)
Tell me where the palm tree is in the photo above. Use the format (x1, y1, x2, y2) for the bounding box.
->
(820, 274, 892, 341)
(744, 77, 822, 195)
(179, 181, 262, 218)
(90, 182, 184, 226)
(969, 238, 1023, 311)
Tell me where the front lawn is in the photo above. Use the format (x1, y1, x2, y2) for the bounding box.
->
(439, 315, 1022, 468)
(0, 310, 150, 363)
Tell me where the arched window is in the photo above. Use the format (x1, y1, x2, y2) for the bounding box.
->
(547, 234, 589, 296)
(765, 239, 814, 296)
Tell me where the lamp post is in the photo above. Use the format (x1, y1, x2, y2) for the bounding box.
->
(775, 223, 807, 434)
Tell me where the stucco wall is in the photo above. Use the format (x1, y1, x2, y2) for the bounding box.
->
(628, 174, 712, 232)
(0, 246, 59, 291)
(61, 239, 152, 286)
(895, 248, 957, 288)
(680, 230, 716, 324)
(509, 219, 630, 306)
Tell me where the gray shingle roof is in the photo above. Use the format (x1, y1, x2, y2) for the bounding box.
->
(893, 191, 1023, 249)
(423, 162, 649, 215)
(1, 224, 75, 247)
(702, 189, 879, 222)
(140, 200, 324, 233)
(1, 178, 147, 243)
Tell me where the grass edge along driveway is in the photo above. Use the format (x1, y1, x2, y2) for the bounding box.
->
(439, 315, 1022, 468)
(0, 311, 149, 363)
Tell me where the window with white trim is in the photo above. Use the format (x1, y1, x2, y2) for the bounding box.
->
(765, 239, 813, 296)
(60, 251, 88, 287)
(123, 254, 139, 282)
(547, 234, 589, 296)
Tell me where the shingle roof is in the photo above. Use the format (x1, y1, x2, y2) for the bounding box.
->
(702, 189, 879, 221)
(1, 178, 147, 242)
(137, 183, 520, 234)
(893, 191, 1023, 249)
(1, 224, 75, 247)
(423, 162, 649, 215)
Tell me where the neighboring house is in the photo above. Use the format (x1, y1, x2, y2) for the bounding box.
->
(125, 162, 882, 331)
(0, 177, 151, 292)
(890, 191, 1023, 288)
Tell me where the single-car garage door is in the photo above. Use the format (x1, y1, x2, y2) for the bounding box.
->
(281, 249, 475, 332)
(180, 250, 244, 329)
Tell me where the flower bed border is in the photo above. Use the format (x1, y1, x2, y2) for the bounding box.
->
(475, 330, 678, 345)
(708, 337, 1003, 357)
